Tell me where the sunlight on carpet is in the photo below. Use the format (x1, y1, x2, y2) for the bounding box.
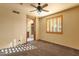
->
(0, 43, 37, 54)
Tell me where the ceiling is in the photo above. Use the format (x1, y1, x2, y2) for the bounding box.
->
(20, 3, 79, 17)
(0, 3, 79, 17)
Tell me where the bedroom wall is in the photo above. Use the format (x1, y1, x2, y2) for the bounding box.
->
(0, 4, 27, 49)
(35, 17, 40, 40)
(39, 6, 79, 50)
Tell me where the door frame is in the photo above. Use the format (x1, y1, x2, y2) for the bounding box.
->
(26, 18, 36, 42)
(33, 19, 36, 40)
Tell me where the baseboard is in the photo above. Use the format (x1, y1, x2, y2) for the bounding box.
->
(38, 39, 79, 51)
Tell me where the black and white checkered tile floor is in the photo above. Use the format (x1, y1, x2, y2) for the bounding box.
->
(0, 43, 37, 54)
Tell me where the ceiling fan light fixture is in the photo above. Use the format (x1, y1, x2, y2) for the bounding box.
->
(37, 10, 41, 15)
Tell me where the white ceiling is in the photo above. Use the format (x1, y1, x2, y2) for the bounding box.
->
(21, 3, 79, 17)
(0, 3, 79, 17)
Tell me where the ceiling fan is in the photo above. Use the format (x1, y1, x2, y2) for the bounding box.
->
(30, 3, 49, 12)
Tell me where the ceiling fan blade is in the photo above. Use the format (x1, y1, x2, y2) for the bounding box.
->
(42, 4, 48, 8)
(30, 4, 37, 8)
(29, 10, 37, 12)
(42, 9, 49, 12)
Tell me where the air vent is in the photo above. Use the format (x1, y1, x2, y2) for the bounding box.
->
(12, 10, 20, 14)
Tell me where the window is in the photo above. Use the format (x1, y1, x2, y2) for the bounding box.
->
(46, 15, 63, 34)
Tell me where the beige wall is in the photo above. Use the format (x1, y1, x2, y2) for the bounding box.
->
(0, 4, 26, 49)
(35, 17, 40, 40)
(39, 6, 79, 50)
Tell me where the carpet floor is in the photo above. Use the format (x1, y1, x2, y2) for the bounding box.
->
(0, 40, 79, 56)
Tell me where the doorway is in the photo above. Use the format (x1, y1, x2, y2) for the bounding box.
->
(27, 19, 35, 42)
